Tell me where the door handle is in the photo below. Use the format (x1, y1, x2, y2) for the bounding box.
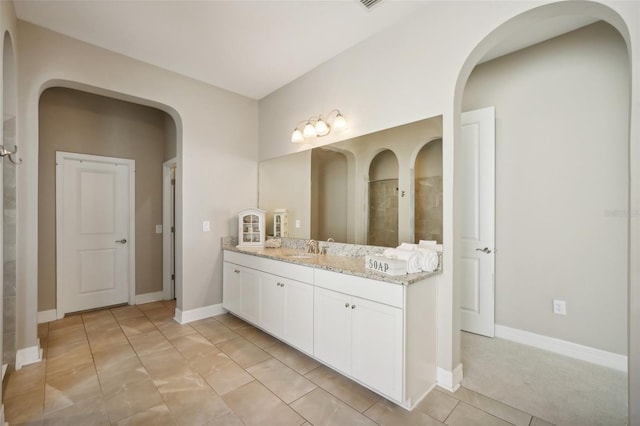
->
(116, 239, 127, 244)
(475, 247, 491, 254)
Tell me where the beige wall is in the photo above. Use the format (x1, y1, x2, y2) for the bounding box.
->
(38, 87, 175, 311)
(463, 22, 629, 354)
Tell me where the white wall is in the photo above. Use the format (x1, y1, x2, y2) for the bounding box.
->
(258, 1, 640, 413)
(463, 22, 629, 355)
(17, 21, 259, 350)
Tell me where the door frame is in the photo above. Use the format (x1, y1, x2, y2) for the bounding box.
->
(162, 158, 177, 300)
(55, 151, 136, 318)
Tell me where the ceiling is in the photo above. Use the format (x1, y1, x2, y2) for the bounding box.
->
(13, 1, 598, 100)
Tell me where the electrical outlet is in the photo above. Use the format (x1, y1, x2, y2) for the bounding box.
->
(155, 224, 163, 234)
(202, 221, 210, 232)
(295, 219, 301, 229)
(553, 299, 567, 315)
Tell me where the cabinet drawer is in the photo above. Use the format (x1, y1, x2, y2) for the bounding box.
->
(258, 257, 314, 284)
(314, 269, 403, 308)
(224, 250, 259, 269)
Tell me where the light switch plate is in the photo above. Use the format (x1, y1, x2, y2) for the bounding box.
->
(203, 221, 210, 232)
(155, 224, 162, 234)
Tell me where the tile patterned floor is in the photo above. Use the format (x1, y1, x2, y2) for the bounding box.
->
(4, 301, 554, 425)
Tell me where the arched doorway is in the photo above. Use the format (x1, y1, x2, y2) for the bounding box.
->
(453, 3, 633, 424)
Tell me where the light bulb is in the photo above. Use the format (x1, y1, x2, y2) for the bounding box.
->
(291, 128, 304, 143)
(303, 121, 317, 138)
(315, 118, 329, 136)
(333, 112, 346, 130)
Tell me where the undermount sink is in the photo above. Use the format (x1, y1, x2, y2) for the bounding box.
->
(286, 254, 316, 259)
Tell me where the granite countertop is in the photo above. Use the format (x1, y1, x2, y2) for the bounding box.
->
(223, 244, 441, 286)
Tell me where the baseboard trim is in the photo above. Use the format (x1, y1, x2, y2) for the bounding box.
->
(437, 363, 463, 392)
(16, 340, 43, 370)
(37, 309, 58, 324)
(495, 324, 627, 372)
(135, 291, 165, 305)
(174, 303, 226, 324)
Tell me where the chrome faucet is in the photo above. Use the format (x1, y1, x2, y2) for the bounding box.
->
(306, 239, 319, 254)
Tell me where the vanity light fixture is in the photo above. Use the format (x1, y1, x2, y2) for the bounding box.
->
(291, 109, 347, 143)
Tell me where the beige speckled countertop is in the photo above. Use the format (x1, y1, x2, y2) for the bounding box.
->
(223, 244, 441, 286)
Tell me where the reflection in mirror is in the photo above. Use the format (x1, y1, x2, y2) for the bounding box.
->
(259, 115, 443, 247)
(415, 139, 443, 244)
(368, 150, 399, 247)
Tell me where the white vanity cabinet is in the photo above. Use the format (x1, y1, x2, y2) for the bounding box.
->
(222, 249, 438, 410)
(314, 271, 403, 402)
(222, 252, 260, 323)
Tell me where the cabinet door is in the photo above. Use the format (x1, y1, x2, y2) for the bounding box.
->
(314, 287, 351, 375)
(283, 279, 314, 354)
(223, 262, 242, 314)
(239, 266, 260, 323)
(259, 273, 285, 337)
(351, 297, 403, 401)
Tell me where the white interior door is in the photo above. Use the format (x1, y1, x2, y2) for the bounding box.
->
(56, 152, 134, 317)
(460, 107, 495, 337)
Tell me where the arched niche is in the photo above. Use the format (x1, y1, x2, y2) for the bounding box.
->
(368, 149, 399, 247)
(311, 147, 350, 242)
(3, 30, 17, 372)
(414, 138, 442, 244)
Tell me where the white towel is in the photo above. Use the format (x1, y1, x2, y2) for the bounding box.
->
(382, 248, 423, 274)
(416, 247, 439, 272)
(398, 242, 418, 251)
(418, 240, 437, 246)
(418, 240, 443, 252)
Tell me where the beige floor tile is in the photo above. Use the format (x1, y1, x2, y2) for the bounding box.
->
(157, 321, 199, 340)
(42, 394, 110, 426)
(530, 417, 556, 426)
(118, 315, 158, 336)
(444, 402, 514, 426)
(171, 332, 219, 360)
(87, 325, 129, 352)
(235, 324, 279, 348)
(4, 361, 46, 398)
(48, 315, 83, 331)
(92, 342, 138, 372)
(163, 299, 177, 309)
(305, 365, 380, 412)
(128, 329, 174, 357)
(192, 318, 239, 344)
(4, 386, 44, 424)
(214, 313, 250, 330)
(217, 336, 271, 368)
(97, 353, 150, 396)
(139, 347, 192, 380)
(449, 387, 532, 426)
(222, 381, 305, 426)
(144, 306, 175, 322)
(247, 357, 317, 403)
(290, 387, 377, 426)
(364, 398, 445, 426)
(83, 311, 119, 332)
(201, 412, 245, 426)
(46, 335, 89, 359)
(162, 384, 232, 426)
(38, 322, 50, 339)
(264, 341, 320, 375)
(199, 352, 255, 395)
(104, 378, 164, 423)
(48, 323, 87, 344)
(114, 404, 176, 426)
(46, 342, 93, 377)
(137, 301, 167, 311)
(414, 388, 460, 422)
(44, 363, 102, 413)
(111, 305, 145, 320)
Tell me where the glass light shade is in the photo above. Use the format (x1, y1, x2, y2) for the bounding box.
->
(315, 118, 330, 136)
(291, 128, 304, 143)
(333, 113, 346, 130)
(303, 121, 317, 138)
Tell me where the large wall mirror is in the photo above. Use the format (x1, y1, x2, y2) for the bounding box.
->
(258, 115, 443, 247)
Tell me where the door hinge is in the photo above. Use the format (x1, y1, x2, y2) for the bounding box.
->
(171, 274, 175, 281)
(171, 226, 175, 233)
(171, 179, 176, 185)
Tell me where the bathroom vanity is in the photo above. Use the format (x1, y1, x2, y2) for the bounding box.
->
(222, 242, 440, 410)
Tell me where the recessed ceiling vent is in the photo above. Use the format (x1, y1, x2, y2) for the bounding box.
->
(360, 0, 383, 9)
